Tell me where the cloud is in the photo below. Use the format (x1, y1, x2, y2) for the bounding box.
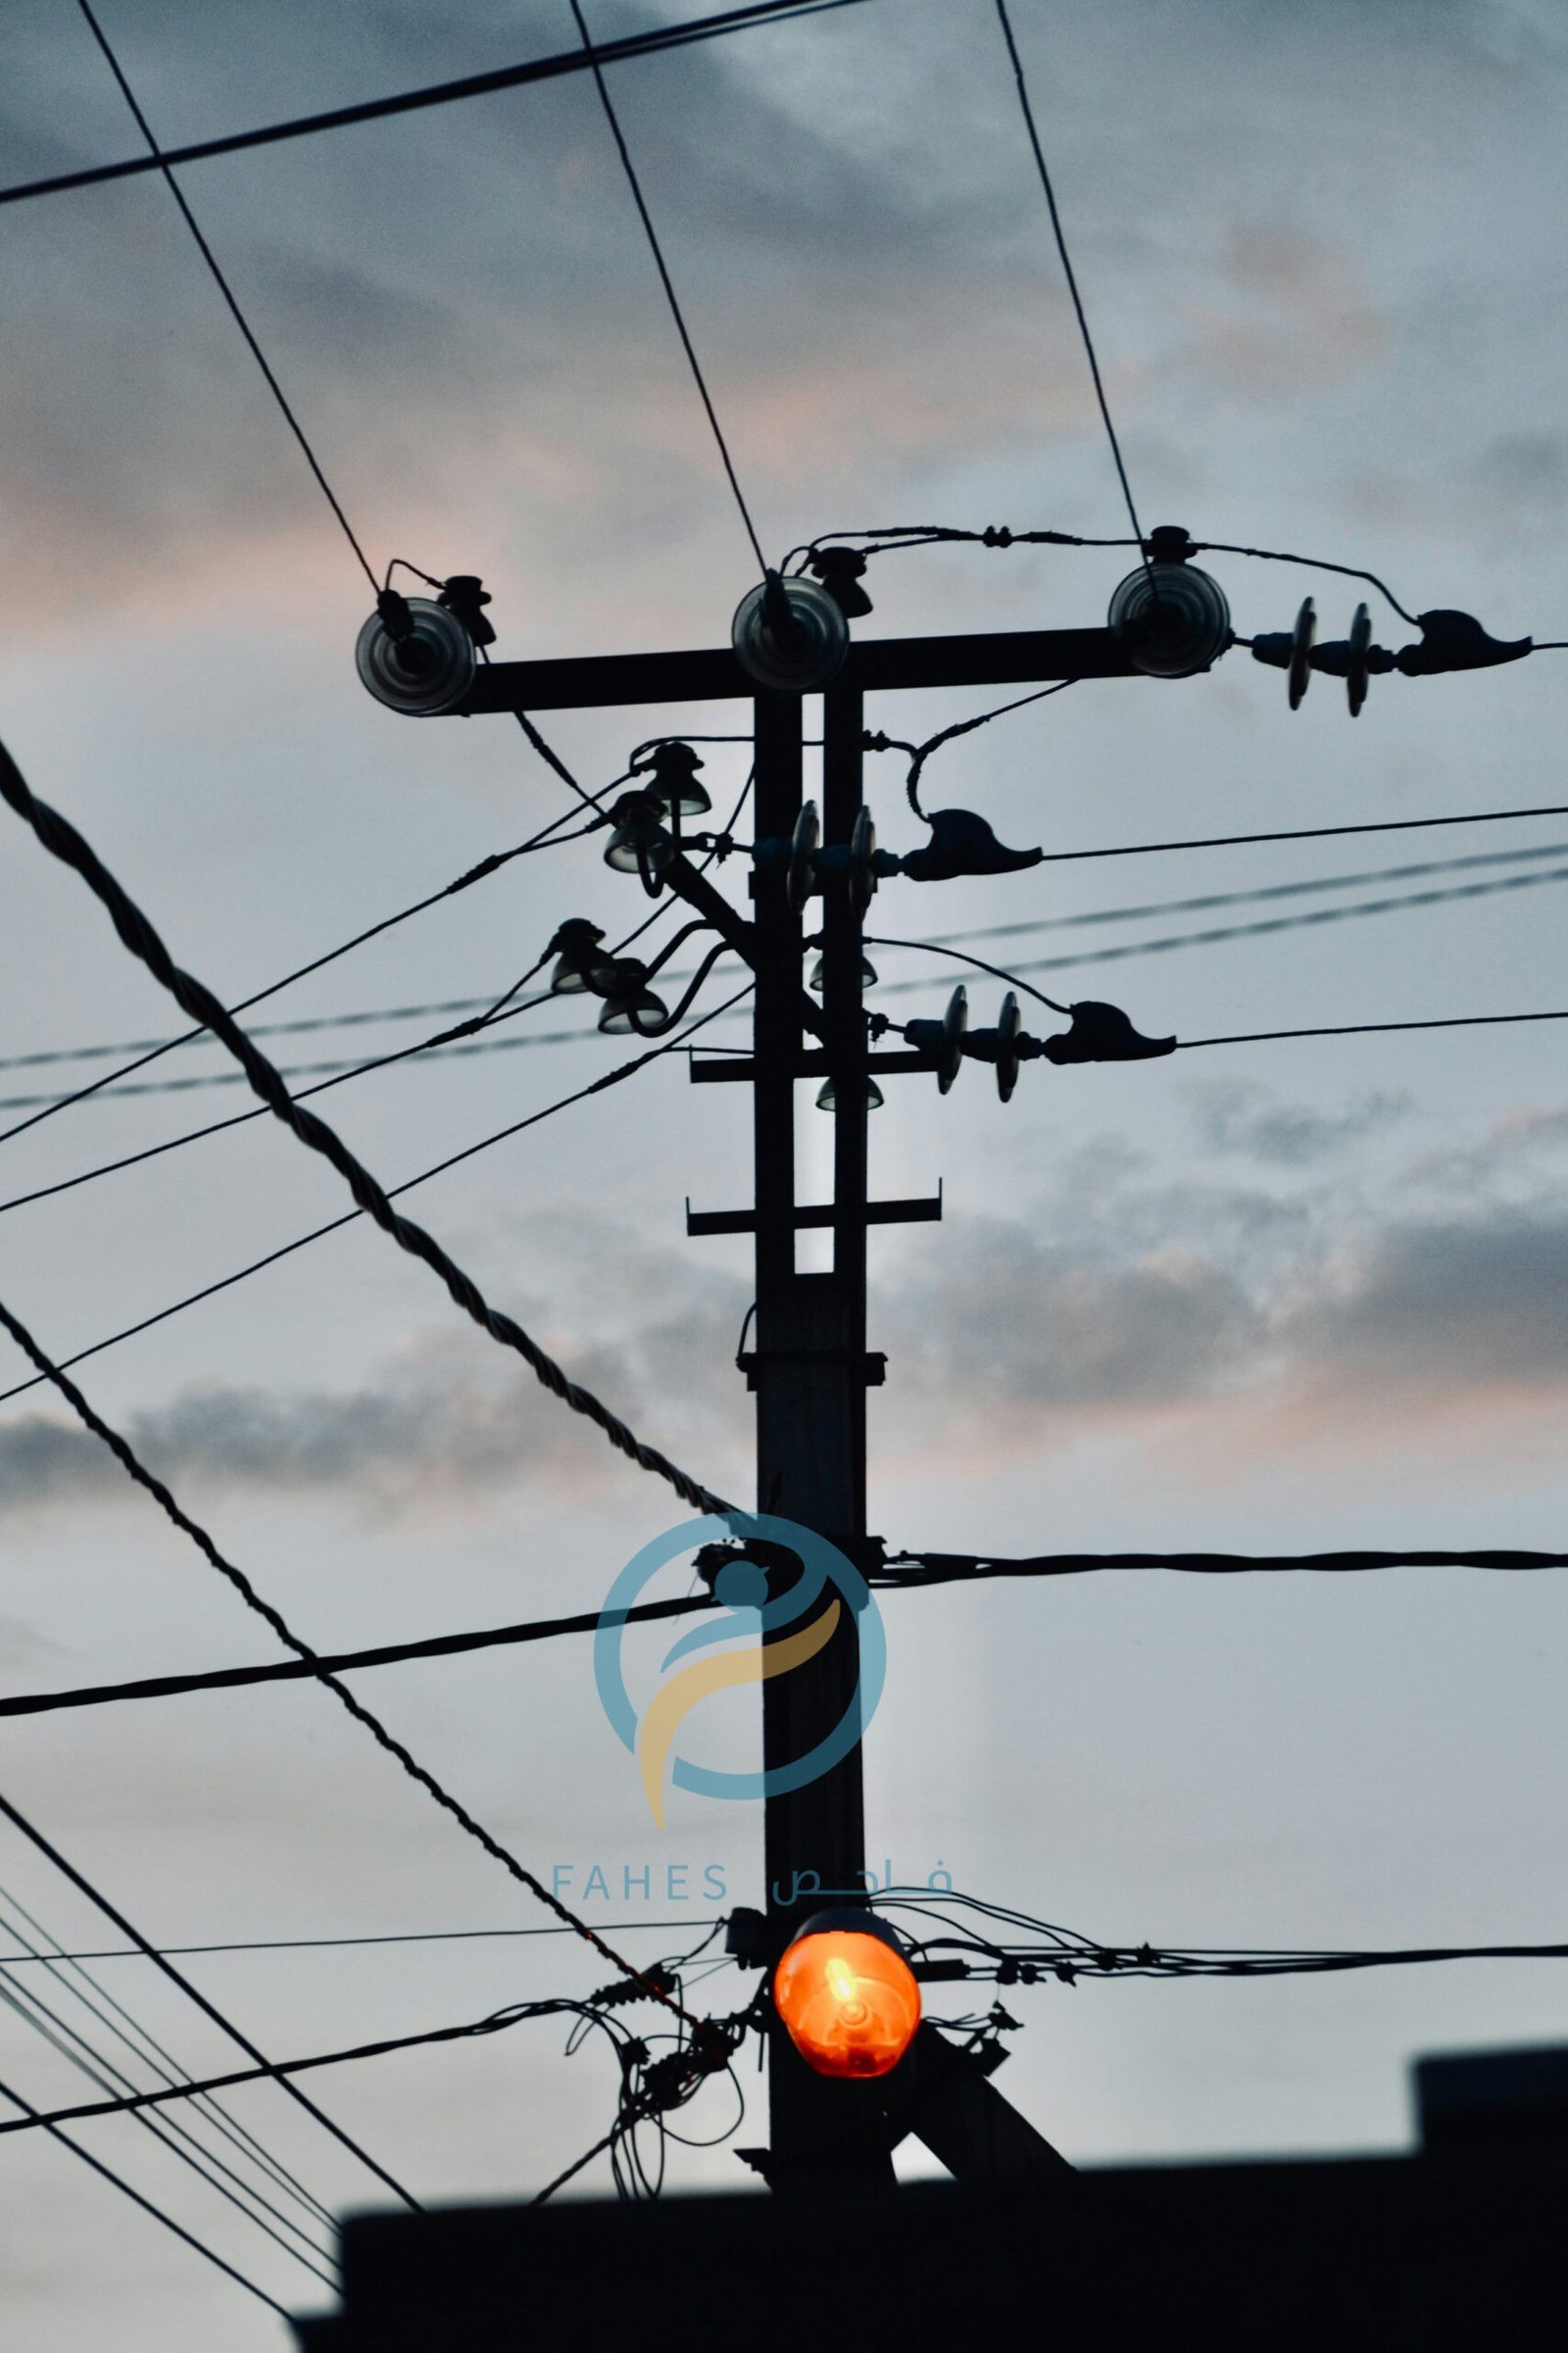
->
(1187, 1078, 1412, 1165)
(0, 1207, 753, 1524)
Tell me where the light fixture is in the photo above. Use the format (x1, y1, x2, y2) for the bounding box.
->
(732, 572, 850, 693)
(814, 1075, 885, 1111)
(595, 958, 671, 1036)
(603, 791, 674, 889)
(633, 740, 712, 820)
(355, 594, 477, 715)
(772, 1908, 921, 2080)
(808, 953, 878, 991)
(898, 809, 1043, 883)
(547, 918, 617, 996)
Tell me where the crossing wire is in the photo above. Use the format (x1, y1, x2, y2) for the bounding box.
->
(10, 826, 1568, 1095)
(0, 988, 752, 1411)
(0, 799, 598, 1149)
(992, 0, 1149, 560)
(0, 1297, 706, 2034)
(0, 739, 728, 1516)
(0, 1963, 337, 2291)
(73, 0, 376, 588)
(0, 2068, 289, 2316)
(0, 2, 877, 210)
(567, 0, 768, 573)
(0, 1784, 417, 2210)
(0, 1880, 337, 2243)
(9, 1541, 1568, 1723)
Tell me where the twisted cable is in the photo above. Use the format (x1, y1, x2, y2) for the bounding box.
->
(0, 740, 727, 1517)
(0, 1295, 702, 2031)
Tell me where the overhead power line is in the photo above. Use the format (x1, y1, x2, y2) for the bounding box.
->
(3, 830, 1561, 1122)
(11, 829, 1568, 1093)
(567, 0, 767, 574)
(73, 0, 375, 587)
(1037, 799, 1568, 865)
(0, 1297, 704, 2033)
(0, 988, 751, 1410)
(1180, 1006, 1568, 1051)
(0, 2, 875, 211)
(992, 0, 1148, 556)
(0, 2068, 289, 2317)
(0, 1784, 417, 2211)
(7, 1542, 1567, 1724)
(0, 1593, 716, 1720)
(0, 1918, 720, 1968)
(0, 741, 728, 1517)
(0, 1959, 337, 2291)
(0, 1878, 337, 2248)
(882, 1546, 1568, 1586)
(0, 799, 596, 1149)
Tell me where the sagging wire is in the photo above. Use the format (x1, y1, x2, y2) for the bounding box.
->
(0, 981, 754, 1412)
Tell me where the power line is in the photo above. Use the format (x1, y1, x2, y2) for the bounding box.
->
(1181, 1006, 1568, 1052)
(568, 0, 767, 574)
(0, 1919, 723, 1968)
(0, 2068, 290, 2317)
(0, 1593, 716, 1721)
(12, 828, 1568, 1096)
(0, 1963, 338, 2291)
(0, 1785, 417, 2211)
(0, 800, 596, 1149)
(0, 988, 751, 1410)
(11, 1537, 1568, 1723)
(73, 0, 376, 588)
(0, 1987, 697, 2141)
(1036, 799, 1568, 865)
(0, 2, 875, 211)
(6, 828, 1563, 1123)
(0, 741, 729, 1516)
(867, 933, 1070, 1015)
(940, 836, 1568, 938)
(0, 1301, 706, 2034)
(881, 1546, 1568, 1586)
(992, 0, 1148, 557)
(890, 857, 1568, 993)
(0, 1880, 337, 2245)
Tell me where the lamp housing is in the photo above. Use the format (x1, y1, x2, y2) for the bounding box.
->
(773, 1908, 921, 2080)
(595, 958, 670, 1036)
(604, 791, 675, 883)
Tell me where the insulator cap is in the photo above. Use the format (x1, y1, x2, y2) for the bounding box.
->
(356, 596, 477, 715)
(732, 574, 850, 693)
(1108, 561, 1232, 678)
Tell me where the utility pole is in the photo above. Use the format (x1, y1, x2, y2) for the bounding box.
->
(408, 592, 1158, 2185)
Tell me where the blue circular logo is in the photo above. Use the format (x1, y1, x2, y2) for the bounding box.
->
(594, 1513, 885, 1825)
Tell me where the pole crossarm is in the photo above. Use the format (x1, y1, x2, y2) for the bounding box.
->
(457, 626, 1138, 713)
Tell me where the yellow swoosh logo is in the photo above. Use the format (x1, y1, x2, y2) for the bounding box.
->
(636, 1598, 842, 1828)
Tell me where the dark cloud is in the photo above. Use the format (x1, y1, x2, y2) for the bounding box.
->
(1188, 1079, 1412, 1166)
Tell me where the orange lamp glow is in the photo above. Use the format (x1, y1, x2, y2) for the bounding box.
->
(773, 1913, 922, 2080)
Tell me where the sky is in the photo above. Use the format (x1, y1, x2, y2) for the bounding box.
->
(0, 0, 1566, 2340)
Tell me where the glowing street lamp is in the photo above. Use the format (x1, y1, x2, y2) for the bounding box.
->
(772, 1909, 921, 2081)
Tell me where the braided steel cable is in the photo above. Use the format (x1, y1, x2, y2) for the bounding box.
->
(0, 740, 727, 1517)
(0, 1296, 704, 2032)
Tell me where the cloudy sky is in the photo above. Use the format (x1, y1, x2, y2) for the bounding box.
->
(1, 0, 1566, 2340)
